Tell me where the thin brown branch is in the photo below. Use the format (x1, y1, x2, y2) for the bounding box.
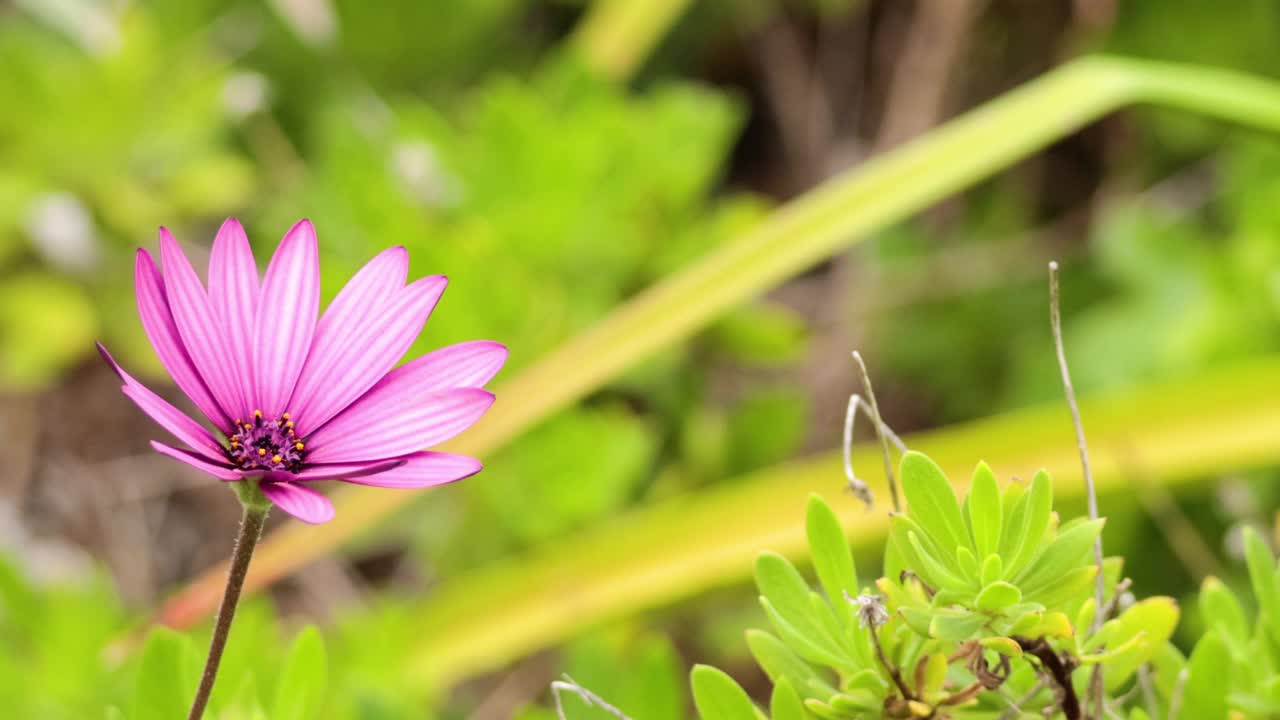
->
(1049, 260, 1106, 718)
(871, 623, 914, 700)
(851, 351, 900, 511)
(1014, 636, 1081, 720)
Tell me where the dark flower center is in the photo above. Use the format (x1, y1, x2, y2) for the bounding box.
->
(226, 410, 306, 473)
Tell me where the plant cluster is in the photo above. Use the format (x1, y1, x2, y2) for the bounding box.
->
(689, 452, 1183, 720)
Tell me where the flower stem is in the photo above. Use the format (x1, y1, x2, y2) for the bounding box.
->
(187, 487, 270, 720)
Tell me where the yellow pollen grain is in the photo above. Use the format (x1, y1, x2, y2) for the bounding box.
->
(282, 412, 291, 420)
(285, 421, 294, 429)
(254, 409, 263, 419)
(258, 448, 267, 456)
(272, 454, 282, 463)
(294, 442, 304, 451)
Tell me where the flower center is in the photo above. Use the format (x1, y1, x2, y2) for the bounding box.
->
(227, 409, 306, 473)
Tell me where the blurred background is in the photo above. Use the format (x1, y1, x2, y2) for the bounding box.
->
(6, 0, 1280, 717)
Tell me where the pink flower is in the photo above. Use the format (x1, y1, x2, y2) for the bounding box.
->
(99, 219, 506, 524)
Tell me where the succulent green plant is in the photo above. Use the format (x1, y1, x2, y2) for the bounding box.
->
(691, 451, 1179, 719)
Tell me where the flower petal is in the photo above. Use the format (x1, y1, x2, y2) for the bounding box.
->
(381, 340, 508, 394)
(292, 274, 447, 435)
(260, 482, 335, 524)
(254, 219, 320, 418)
(304, 387, 495, 463)
(151, 441, 243, 481)
(287, 458, 408, 481)
(159, 227, 248, 421)
(287, 248, 425, 433)
(98, 343, 226, 461)
(135, 249, 231, 432)
(207, 218, 258, 415)
(338, 451, 482, 489)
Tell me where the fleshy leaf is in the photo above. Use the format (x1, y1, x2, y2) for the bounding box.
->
(746, 629, 839, 700)
(975, 581, 1022, 612)
(1001, 470, 1053, 575)
(805, 495, 858, 615)
(967, 462, 1002, 558)
(1176, 632, 1230, 720)
(1091, 597, 1179, 690)
(1014, 518, 1105, 589)
(132, 628, 200, 720)
(928, 608, 986, 642)
(271, 626, 327, 720)
(770, 678, 810, 720)
(1199, 576, 1248, 655)
(900, 452, 971, 560)
(691, 665, 761, 720)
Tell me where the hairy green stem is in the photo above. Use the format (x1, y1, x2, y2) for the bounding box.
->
(187, 485, 270, 720)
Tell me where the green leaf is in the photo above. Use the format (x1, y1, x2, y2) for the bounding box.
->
(918, 652, 948, 698)
(1242, 526, 1280, 648)
(1199, 576, 1248, 654)
(769, 678, 810, 720)
(132, 628, 200, 720)
(890, 513, 963, 582)
(1177, 632, 1231, 720)
(1092, 597, 1179, 689)
(1024, 565, 1098, 611)
(746, 629, 838, 699)
(967, 462, 1003, 558)
(955, 546, 980, 579)
(805, 495, 858, 613)
(1015, 518, 1104, 589)
(980, 554, 1003, 586)
(1000, 470, 1053, 576)
(690, 665, 760, 720)
(906, 530, 968, 592)
(754, 553, 852, 669)
(901, 452, 971, 558)
(928, 609, 987, 642)
(975, 582, 1022, 612)
(271, 626, 327, 720)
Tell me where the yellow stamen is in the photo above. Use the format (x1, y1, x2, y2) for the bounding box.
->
(257, 448, 267, 456)
(285, 421, 295, 429)
(282, 412, 290, 420)
(254, 409, 263, 419)
(272, 454, 282, 463)
(294, 442, 304, 451)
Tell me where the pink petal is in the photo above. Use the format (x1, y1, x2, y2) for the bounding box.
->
(98, 343, 227, 461)
(304, 387, 495, 463)
(151, 441, 243, 481)
(159, 227, 249, 421)
(338, 451, 482, 489)
(286, 458, 408, 481)
(380, 340, 508, 395)
(287, 248, 423, 433)
(135, 249, 232, 432)
(260, 482, 335, 524)
(253, 219, 319, 418)
(207, 218, 259, 416)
